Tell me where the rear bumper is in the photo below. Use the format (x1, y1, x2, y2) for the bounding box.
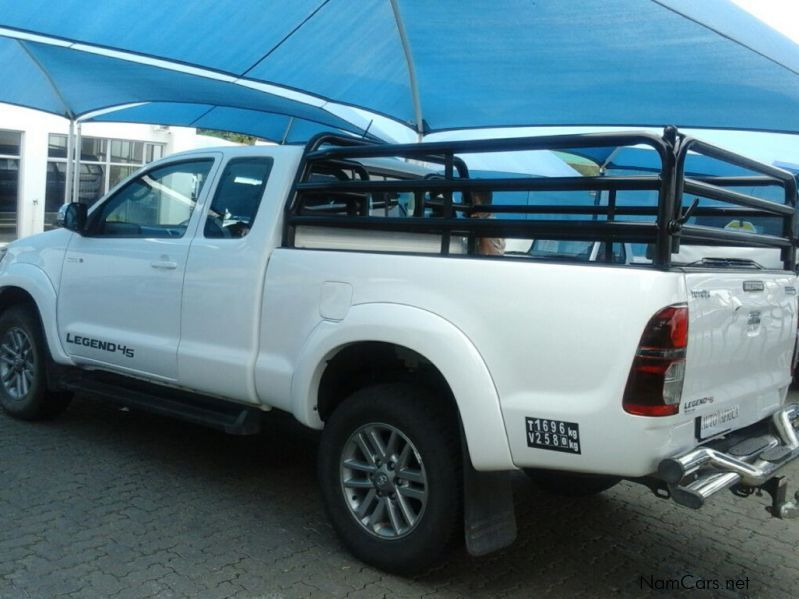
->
(658, 403, 799, 517)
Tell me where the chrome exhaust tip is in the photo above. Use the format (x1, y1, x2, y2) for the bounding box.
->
(658, 403, 799, 517)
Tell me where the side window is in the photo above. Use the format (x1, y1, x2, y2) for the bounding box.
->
(90, 159, 213, 238)
(204, 157, 273, 239)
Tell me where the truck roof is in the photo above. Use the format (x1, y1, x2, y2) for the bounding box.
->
(164, 143, 305, 161)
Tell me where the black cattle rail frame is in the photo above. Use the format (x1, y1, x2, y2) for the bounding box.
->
(283, 126, 798, 270)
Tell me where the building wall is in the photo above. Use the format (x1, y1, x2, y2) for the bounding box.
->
(0, 103, 239, 242)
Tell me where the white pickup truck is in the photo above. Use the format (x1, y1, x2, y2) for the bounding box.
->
(1, 129, 798, 574)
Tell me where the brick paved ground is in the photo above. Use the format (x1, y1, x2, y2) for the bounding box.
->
(1, 392, 798, 598)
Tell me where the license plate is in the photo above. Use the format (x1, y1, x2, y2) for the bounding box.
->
(525, 417, 581, 454)
(696, 405, 740, 440)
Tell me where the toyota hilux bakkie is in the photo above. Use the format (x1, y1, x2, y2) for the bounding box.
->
(0, 128, 797, 574)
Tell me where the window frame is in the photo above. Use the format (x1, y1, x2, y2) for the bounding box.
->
(0, 129, 22, 243)
(202, 156, 274, 240)
(84, 157, 216, 239)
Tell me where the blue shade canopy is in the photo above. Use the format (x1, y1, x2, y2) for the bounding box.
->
(571, 146, 759, 177)
(86, 103, 358, 145)
(612, 147, 757, 178)
(1, 0, 799, 136)
(0, 37, 366, 140)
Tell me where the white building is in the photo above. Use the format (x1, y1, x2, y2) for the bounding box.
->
(0, 103, 239, 243)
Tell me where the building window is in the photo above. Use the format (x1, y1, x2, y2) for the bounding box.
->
(0, 130, 21, 243)
(44, 134, 165, 230)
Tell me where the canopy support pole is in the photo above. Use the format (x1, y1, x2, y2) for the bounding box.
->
(362, 119, 374, 140)
(389, 0, 425, 142)
(71, 122, 82, 205)
(281, 117, 295, 145)
(64, 119, 74, 204)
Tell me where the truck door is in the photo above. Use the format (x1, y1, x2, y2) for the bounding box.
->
(57, 157, 218, 381)
(177, 156, 276, 403)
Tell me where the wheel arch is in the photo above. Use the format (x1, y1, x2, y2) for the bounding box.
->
(0, 265, 71, 364)
(316, 342, 447, 416)
(0, 286, 38, 314)
(291, 303, 515, 471)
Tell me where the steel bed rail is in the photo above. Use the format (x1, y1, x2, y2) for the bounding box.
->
(284, 128, 798, 270)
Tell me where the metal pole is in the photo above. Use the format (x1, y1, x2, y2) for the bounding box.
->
(64, 119, 74, 204)
(655, 126, 678, 266)
(280, 117, 295, 145)
(389, 0, 425, 141)
(71, 122, 82, 206)
(362, 119, 374, 140)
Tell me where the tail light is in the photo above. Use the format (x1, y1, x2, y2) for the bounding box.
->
(623, 304, 688, 417)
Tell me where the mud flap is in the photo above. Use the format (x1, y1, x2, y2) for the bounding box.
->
(463, 462, 517, 556)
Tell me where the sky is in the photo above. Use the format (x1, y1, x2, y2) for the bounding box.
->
(731, 0, 799, 44)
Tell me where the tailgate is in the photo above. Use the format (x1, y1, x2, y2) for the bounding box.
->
(681, 270, 797, 440)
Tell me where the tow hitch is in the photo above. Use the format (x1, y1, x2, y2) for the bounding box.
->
(732, 476, 799, 519)
(658, 404, 799, 518)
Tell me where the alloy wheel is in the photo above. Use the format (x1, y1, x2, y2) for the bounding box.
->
(339, 422, 428, 539)
(0, 327, 35, 401)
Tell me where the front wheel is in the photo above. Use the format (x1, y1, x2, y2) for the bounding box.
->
(0, 306, 71, 420)
(318, 383, 461, 575)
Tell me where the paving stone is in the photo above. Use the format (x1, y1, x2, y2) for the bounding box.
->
(2, 394, 798, 598)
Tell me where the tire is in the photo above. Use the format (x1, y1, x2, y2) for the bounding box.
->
(525, 469, 620, 497)
(0, 305, 71, 421)
(318, 383, 461, 575)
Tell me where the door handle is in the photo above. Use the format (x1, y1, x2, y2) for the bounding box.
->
(150, 260, 178, 270)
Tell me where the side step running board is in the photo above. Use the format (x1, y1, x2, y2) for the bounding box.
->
(63, 376, 263, 435)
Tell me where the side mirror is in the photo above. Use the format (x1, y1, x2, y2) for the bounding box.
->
(57, 203, 88, 234)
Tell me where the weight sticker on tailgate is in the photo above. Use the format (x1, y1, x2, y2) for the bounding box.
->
(525, 417, 581, 454)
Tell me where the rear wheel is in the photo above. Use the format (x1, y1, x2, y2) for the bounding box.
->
(0, 306, 71, 420)
(318, 383, 461, 575)
(525, 469, 620, 497)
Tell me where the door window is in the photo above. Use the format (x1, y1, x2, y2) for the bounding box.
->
(204, 157, 273, 239)
(89, 159, 213, 238)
